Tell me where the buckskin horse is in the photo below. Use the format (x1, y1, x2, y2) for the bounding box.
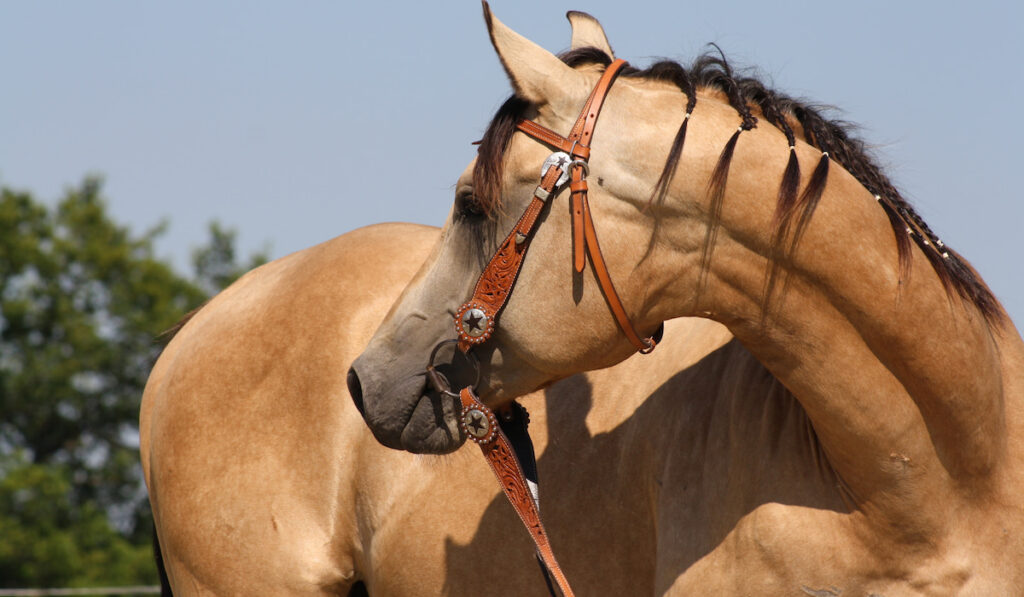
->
(347, 3, 1024, 595)
(143, 5, 1024, 596)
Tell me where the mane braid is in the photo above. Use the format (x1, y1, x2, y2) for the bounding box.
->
(736, 78, 802, 310)
(641, 61, 698, 207)
(690, 51, 758, 130)
(736, 80, 801, 230)
(783, 104, 832, 257)
(701, 128, 742, 286)
(788, 153, 830, 257)
(685, 51, 758, 287)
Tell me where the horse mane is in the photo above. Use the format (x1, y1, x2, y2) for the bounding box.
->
(472, 46, 1002, 324)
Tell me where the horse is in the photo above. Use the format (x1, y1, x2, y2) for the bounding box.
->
(348, 4, 1024, 594)
(143, 218, 804, 595)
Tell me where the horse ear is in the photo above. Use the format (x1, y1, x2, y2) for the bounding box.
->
(567, 11, 614, 58)
(482, 1, 588, 112)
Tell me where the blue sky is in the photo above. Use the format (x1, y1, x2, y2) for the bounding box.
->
(2, 1, 1022, 326)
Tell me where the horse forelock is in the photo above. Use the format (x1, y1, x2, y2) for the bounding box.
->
(470, 45, 1002, 325)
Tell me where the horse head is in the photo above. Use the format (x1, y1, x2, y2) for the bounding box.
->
(348, 6, 680, 453)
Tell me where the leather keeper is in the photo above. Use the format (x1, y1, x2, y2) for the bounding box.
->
(569, 179, 588, 194)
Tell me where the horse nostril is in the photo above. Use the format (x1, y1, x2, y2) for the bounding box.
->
(347, 368, 366, 418)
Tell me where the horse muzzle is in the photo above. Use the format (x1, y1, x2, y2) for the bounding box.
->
(348, 348, 468, 454)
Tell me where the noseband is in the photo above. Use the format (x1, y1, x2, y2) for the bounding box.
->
(430, 59, 662, 597)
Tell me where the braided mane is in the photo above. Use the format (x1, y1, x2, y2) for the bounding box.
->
(472, 47, 1002, 324)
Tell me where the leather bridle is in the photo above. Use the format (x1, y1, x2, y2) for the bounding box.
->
(427, 59, 663, 597)
(453, 58, 662, 356)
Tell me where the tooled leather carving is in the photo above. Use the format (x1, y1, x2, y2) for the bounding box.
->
(456, 165, 564, 351)
(459, 388, 575, 597)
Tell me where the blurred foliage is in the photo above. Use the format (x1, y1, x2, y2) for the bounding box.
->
(0, 453, 154, 586)
(0, 178, 267, 587)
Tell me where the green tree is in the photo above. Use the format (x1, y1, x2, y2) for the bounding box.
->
(0, 178, 265, 587)
(0, 453, 153, 587)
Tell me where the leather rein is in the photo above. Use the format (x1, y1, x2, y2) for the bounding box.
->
(428, 59, 661, 597)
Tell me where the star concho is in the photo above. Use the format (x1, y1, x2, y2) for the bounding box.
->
(541, 151, 572, 188)
(460, 404, 498, 445)
(455, 301, 494, 346)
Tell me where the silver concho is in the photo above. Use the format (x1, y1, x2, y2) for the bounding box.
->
(460, 308, 489, 338)
(541, 152, 572, 188)
(462, 407, 491, 440)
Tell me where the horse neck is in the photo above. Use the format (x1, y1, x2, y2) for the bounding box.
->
(649, 116, 1014, 506)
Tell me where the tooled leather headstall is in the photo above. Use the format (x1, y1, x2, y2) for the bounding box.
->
(442, 59, 663, 597)
(454, 58, 662, 356)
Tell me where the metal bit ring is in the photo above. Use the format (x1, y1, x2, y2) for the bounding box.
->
(426, 338, 481, 395)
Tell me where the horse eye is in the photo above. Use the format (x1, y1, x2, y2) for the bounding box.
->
(456, 189, 485, 219)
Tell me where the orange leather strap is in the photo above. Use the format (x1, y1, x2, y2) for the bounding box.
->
(580, 194, 657, 353)
(450, 60, 662, 596)
(459, 388, 575, 597)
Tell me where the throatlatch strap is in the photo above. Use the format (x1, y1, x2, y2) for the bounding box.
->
(459, 388, 575, 597)
(579, 194, 657, 353)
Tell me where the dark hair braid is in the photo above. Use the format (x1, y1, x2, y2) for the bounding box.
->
(691, 51, 757, 130)
(640, 61, 698, 206)
(735, 77, 803, 310)
(686, 51, 757, 286)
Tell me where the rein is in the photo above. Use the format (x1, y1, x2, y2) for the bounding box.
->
(430, 59, 662, 597)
